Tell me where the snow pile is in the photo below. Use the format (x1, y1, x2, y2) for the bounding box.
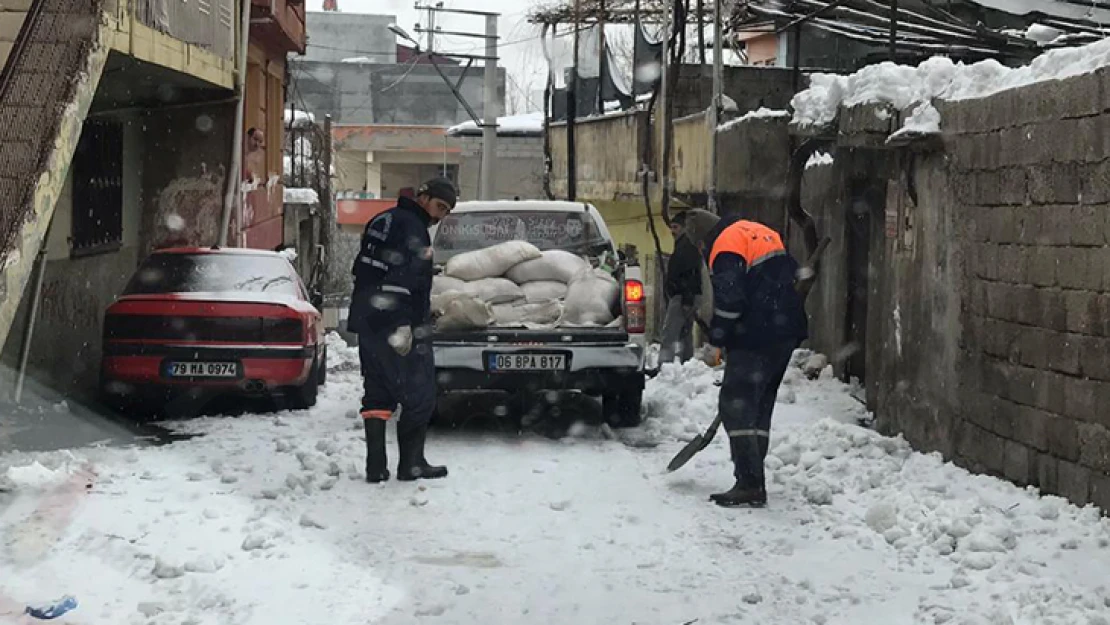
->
(283, 109, 315, 129)
(718, 107, 790, 132)
(641, 359, 723, 443)
(888, 101, 942, 142)
(762, 417, 1110, 623)
(1, 461, 72, 491)
(1025, 23, 1065, 44)
(805, 151, 834, 169)
(324, 331, 359, 373)
(283, 187, 319, 205)
(0, 452, 83, 492)
(793, 37, 1110, 130)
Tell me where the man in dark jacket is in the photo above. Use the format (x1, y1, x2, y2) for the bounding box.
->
(349, 178, 457, 483)
(659, 211, 702, 366)
(683, 209, 808, 508)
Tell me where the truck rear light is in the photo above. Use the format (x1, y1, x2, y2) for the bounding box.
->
(624, 280, 644, 303)
(624, 279, 646, 334)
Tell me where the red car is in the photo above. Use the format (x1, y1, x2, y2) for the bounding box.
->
(100, 247, 326, 414)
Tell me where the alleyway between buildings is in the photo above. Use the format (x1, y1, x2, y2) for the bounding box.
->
(1, 337, 1108, 625)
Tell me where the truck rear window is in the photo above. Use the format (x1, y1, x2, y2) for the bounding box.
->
(434, 211, 610, 263)
(124, 254, 299, 297)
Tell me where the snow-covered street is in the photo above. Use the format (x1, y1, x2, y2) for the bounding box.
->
(2, 338, 1110, 625)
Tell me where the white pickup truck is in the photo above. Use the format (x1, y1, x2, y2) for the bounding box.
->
(430, 200, 647, 427)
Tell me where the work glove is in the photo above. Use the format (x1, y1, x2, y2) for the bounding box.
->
(388, 325, 413, 357)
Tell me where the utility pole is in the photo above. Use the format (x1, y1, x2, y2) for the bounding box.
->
(218, 0, 252, 247)
(568, 0, 580, 201)
(481, 14, 499, 200)
(889, 0, 898, 61)
(321, 114, 333, 276)
(660, 0, 672, 222)
(410, 5, 501, 200)
(707, 0, 722, 213)
(598, 0, 606, 115)
(426, 6, 436, 52)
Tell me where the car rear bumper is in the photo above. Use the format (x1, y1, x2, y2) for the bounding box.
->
(433, 343, 644, 395)
(101, 343, 314, 393)
(436, 368, 643, 395)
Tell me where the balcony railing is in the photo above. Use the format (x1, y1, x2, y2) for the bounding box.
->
(133, 0, 235, 60)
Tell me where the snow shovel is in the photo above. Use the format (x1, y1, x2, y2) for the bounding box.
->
(667, 412, 724, 472)
(665, 237, 831, 473)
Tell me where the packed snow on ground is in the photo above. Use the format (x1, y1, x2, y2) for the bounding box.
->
(792, 36, 1110, 129)
(1, 340, 1109, 624)
(806, 151, 835, 169)
(282, 187, 319, 205)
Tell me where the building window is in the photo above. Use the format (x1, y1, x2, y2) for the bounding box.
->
(72, 119, 123, 256)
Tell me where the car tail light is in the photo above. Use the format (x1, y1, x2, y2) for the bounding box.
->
(262, 318, 304, 343)
(624, 279, 646, 334)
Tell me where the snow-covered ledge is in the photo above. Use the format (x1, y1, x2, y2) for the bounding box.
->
(789, 37, 1110, 150)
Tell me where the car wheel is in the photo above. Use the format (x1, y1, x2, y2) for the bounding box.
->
(603, 388, 643, 428)
(290, 360, 320, 410)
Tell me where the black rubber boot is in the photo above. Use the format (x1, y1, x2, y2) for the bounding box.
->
(397, 425, 448, 481)
(710, 437, 765, 507)
(709, 482, 767, 508)
(415, 425, 448, 479)
(364, 419, 390, 483)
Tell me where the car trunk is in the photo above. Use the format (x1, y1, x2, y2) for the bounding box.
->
(105, 296, 305, 344)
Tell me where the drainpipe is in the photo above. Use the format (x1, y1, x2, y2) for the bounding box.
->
(218, 0, 252, 247)
(14, 226, 49, 404)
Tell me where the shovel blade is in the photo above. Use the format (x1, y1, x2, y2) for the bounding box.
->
(666, 434, 710, 472)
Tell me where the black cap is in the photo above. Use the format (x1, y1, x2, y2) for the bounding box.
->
(417, 177, 458, 209)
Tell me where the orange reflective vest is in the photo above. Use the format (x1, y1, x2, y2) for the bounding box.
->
(704, 218, 807, 349)
(709, 220, 787, 270)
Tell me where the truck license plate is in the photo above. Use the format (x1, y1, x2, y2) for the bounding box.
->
(166, 362, 238, 378)
(487, 353, 566, 372)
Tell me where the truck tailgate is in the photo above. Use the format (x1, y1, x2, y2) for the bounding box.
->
(434, 327, 629, 345)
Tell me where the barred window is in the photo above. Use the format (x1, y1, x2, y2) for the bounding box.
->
(72, 120, 123, 256)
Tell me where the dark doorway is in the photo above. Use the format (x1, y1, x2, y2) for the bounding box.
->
(844, 178, 878, 385)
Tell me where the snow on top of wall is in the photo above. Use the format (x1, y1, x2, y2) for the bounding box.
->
(888, 102, 943, 143)
(718, 107, 790, 132)
(284, 187, 320, 205)
(447, 112, 544, 137)
(792, 36, 1110, 130)
(967, 0, 1110, 23)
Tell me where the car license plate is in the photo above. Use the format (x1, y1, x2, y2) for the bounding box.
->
(166, 362, 238, 378)
(487, 353, 566, 372)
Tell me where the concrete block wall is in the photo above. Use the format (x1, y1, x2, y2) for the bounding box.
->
(883, 68, 1110, 509)
(452, 135, 544, 201)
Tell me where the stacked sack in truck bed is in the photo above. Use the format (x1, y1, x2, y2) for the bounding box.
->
(430, 241, 621, 331)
